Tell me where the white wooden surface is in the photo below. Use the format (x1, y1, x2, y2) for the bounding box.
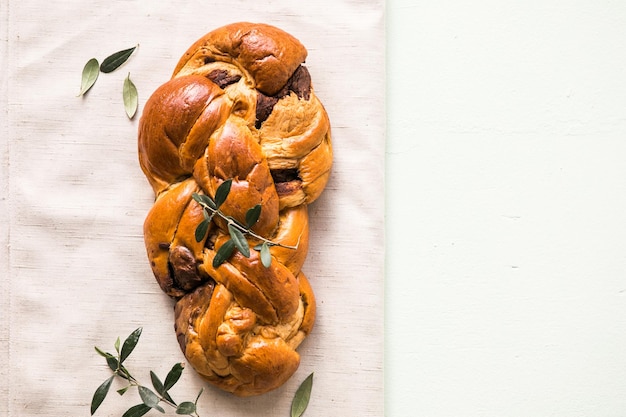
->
(0, 1, 384, 416)
(387, 1, 626, 416)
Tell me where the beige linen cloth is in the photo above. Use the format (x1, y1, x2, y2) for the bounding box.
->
(0, 1, 384, 416)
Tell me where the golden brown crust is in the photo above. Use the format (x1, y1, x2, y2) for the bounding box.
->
(173, 22, 308, 96)
(203, 117, 280, 237)
(139, 75, 228, 195)
(138, 22, 331, 397)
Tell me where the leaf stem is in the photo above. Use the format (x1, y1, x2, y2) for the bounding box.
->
(196, 198, 299, 250)
(113, 368, 201, 417)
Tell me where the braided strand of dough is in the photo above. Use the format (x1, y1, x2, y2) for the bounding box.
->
(138, 22, 332, 397)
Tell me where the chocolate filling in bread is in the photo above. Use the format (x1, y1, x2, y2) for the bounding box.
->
(207, 69, 242, 89)
(255, 65, 312, 129)
(168, 245, 204, 291)
(287, 65, 312, 100)
(175, 280, 216, 354)
(255, 94, 280, 129)
(271, 168, 302, 195)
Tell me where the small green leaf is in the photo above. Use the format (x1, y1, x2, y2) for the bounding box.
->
(94, 346, 115, 359)
(78, 58, 99, 96)
(123, 73, 138, 119)
(106, 356, 119, 372)
(228, 224, 250, 258)
(245, 204, 262, 228)
(120, 327, 142, 363)
(192, 192, 216, 210)
(100, 45, 137, 73)
(91, 375, 114, 415)
(195, 387, 204, 403)
(164, 363, 185, 390)
(291, 372, 314, 417)
(260, 242, 272, 268)
(114, 337, 121, 353)
(117, 386, 130, 396)
(150, 371, 165, 394)
(214, 179, 232, 208)
(122, 403, 152, 417)
(195, 218, 210, 242)
(176, 402, 196, 415)
(138, 385, 161, 409)
(213, 239, 235, 267)
(150, 371, 175, 405)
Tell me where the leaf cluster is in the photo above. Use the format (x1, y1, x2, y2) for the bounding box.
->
(78, 45, 139, 119)
(91, 328, 203, 417)
(192, 179, 295, 269)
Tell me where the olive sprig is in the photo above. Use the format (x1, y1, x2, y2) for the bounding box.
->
(90, 328, 203, 417)
(192, 179, 297, 268)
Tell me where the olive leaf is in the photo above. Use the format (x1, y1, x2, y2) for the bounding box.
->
(260, 242, 272, 268)
(176, 402, 196, 415)
(150, 371, 176, 405)
(291, 373, 314, 417)
(214, 179, 232, 208)
(122, 403, 151, 417)
(149, 371, 164, 393)
(228, 224, 250, 258)
(192, 193, 216, 210)
(245, 204, 262, 228)
(195, 388, 204, 404)
(138, 385, 164, 412)
(213, 239, 235, 267)
(105, 356, 119, 372)
(78, 58, 99, 96)
(94, 346, 115, 359)
(164, 363, 185, 390)
(120, 327, 142, 363)
(176, 387, 202, 415)
(91, 375, 114, 415)
(123, 73, 138, 119)
(194, 218, 210, 242)
(100, 45, 137, 73)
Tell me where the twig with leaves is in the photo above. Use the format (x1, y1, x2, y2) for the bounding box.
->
(192, 178, 298, 268)
(91, 327, 203, 417)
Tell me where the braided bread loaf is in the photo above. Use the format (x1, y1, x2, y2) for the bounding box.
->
(138, 22, 332, 397)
